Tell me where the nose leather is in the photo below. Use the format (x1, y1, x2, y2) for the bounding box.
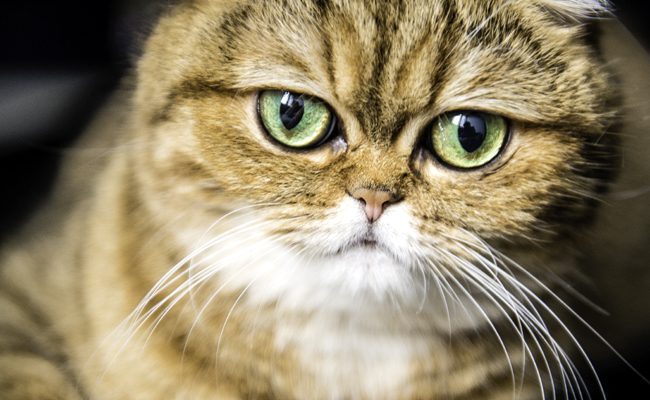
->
(350, 188, 396, 222)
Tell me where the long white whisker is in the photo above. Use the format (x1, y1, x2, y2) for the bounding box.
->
(432, 239, 601, 399)
(125, 216, 279, 333)
(212, 241, 308, 379)
(423, 248, 523, 398)
(123, 220, 281, 346)
(446, 231, 616, 398)
(92, 206, 294, 389)
(248, 243, 310, 348)
(144, 217, 309, 354)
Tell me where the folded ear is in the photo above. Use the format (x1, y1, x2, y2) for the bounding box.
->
(580, 18, 650, 355)
(536, 0, 610, 23)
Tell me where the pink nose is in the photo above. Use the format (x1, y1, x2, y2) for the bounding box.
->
(350, 188, 396, 222)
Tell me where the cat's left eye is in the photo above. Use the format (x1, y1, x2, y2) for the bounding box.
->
(258, 90, 336, 148)
(429, 111, 509, 169)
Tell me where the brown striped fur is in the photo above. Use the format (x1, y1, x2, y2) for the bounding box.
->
(2, 1, 650, 399)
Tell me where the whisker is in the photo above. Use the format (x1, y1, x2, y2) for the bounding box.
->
(422, 249, 524, 398)
(248, 243, 309, 348)
(212, 241, 306, 379)
(443, 231, 619, 399)
(430, 236, 606, 399)
(141, 219, 297, 348)
(89, 205, 298, 389)
(124, 220, 280, 345)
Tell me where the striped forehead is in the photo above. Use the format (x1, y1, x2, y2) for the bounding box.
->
(308, 0, 550, 143)
(186, 0, 572, 141)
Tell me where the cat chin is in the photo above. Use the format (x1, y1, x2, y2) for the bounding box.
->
(299, 244, 424, 304)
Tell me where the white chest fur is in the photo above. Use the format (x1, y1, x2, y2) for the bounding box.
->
(185, 199, 497, 398)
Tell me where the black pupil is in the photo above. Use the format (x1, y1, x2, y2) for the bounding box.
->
(280, 92, 305, 130)
(457, 114, 486, 153)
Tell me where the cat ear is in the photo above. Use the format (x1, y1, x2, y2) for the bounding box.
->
(536, 0, 611, 22)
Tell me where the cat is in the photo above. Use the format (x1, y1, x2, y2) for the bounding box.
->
(1, 0, 650, 399)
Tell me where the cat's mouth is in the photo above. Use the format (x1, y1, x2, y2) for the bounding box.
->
(359, 239, 377, 248)
(328, 231, 404, 265)
(332, 235, 380, 255)
(342, 237, 390, 255)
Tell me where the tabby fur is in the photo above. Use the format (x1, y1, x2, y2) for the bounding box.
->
(2, 0, 649, 399)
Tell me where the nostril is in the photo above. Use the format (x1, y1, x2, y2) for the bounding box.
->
(349, 188, 397, 222)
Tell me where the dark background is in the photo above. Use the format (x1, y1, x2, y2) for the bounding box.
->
(1, 0, 649, 398)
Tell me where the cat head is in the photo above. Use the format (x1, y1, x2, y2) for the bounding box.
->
(128, 0, 618, 306)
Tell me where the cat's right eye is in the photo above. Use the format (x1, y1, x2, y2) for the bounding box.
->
(258, 90, 336, 149)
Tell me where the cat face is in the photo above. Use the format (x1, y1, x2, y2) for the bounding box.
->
(124, 0, 618, 339)
(95, 0, 620, 397)
(135, 0, 615, 282)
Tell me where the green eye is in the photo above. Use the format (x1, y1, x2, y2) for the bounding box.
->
(430, 111, 508, 169)
(258, 90, 334, 148)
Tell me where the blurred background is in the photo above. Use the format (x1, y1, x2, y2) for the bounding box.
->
(0, 0, 649, 397)
(0, 0, 160, 240)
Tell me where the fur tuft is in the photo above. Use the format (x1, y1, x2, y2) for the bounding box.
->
(534, 0, 611, 19)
